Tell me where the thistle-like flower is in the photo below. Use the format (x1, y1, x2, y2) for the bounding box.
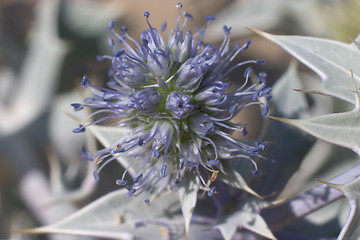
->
(72, 3, 271, 203)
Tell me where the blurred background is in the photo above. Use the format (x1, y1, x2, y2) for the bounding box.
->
(0, 0, 359, 239)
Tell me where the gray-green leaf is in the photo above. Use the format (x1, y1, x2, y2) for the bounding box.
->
(269, 92, 360, 155)
(178, 177, 199, 239)
(318, 176, 360, 239)
(215, 198, 279, 240)
(18, 189, 183, 240)
(271, 60, 309, 118)
(249, 28, 360, 105)
(221, 165, 261, 198)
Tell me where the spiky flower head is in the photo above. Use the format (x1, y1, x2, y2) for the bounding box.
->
(72, 3, 271, 203)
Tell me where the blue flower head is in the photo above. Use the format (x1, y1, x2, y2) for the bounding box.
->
(73, 3, 271, 202)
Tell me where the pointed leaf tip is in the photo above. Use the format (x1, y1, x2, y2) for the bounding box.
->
(252, 31, 360, 104)
(245, 27, 266, 36)
(267, 115, 291, 124)
(316, 178, 341, 191)
(179, 179, 198, 239)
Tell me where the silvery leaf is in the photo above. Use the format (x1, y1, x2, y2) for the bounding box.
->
(271, 60, 309, 118)
(269, 90, 360, 155)
(178, 177, 199, 239)
(18, 189, 183, 240)
(318, 176, 360, 239)
(249, 28, 360, 105)
(0, 0, 67, 136)
(215, 197, 281, 240)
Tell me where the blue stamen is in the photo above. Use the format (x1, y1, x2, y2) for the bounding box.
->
(161, 165, 167, 177)
(208, 186, 216, 196)
(244, 67, 252, 78)
(154, 149, 160, 158)
(203, 125, 214, 135)
(71, 103, 83, 111)
(205, 16, 216, 21)
(176, 2, 183, 9)
(261, 105, 269, 116)
(107, 20, 115, 30)
(113, 148, 126, 154)
(134, 173, 144, 183)
(81, 75, 90, 88)
(161, 21, 167, 32)
(207, 160, 220, 166)
(81, 146, 93, 161)
(223, 25, 231, 34)
(244, 39, 251, 49)
(116, 179, 128, 186)
(108, 37, 115, 48)
(179, 158, 184, 170)
(242, 126, 248, 136)
(229, 103, 238, 114)
(73, 124, 85, 133)
(186, 161, 198, 168)
(93, 171, 100, 182)
(96, 55, 104, 62)
(184, 12, 193, 19)
(126, 188, 137, 197)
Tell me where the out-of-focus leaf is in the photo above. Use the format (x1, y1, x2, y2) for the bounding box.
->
(207, 1, 326, 41)
(269, 91, 360, 155)
(264, 163, 360, 232)
(61, 0, 126, 37)
(215, 198, 280, 240)
(249, 28, 360, 105)
(50, 91, 87, 162)
(187, 221, 222, 239)
(221, 164, 261, 198)
(179, 178, 198, 239)
(318, 176, 360, 239)
(18, 189, 184, 240)
(87, 125, 131, 147)
(0, 0, 67, 136)
(19, 170, 77, 226)
(277, 140, 333, 199)
(278, 138, 358, 200)
(271, 60, 309, 118)
(258, 65, 317, 196)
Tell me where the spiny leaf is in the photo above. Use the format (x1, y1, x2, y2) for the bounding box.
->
(317, 176, 360, 239)
(248, 28, 360, 105)
(178, 178, 199, 239)
(221, 166, 262, 199)
(271, 59, 309, 118)
(264, 163, 360, 232)
(215, 198, 280, 240)
(17, 189, 183, 240)
(268, 100, 360, 155)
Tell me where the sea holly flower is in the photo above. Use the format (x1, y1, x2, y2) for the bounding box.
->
(72, 3, 271, 203)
